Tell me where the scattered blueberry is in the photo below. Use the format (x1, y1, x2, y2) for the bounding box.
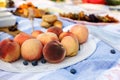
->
(41, 58, 47, 64)
(23, 60, 28, 65)
(70, 68, 77, 74)
(31, 60, 38, 66)
(110, 49, 116, 54)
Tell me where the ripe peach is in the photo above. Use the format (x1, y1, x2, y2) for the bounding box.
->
(61, 36, 79, 57)
(70, 24, 88, 44)
(14, 32, 33, 46)
(47, 26, 63, 37)
(31, 30, 43, 38)
(37, 32, 59, 46)
(59, 31, 77, 41)
(0, 39, 20, 62)
(21, 39, 43, 61)
(43, 40, 66, 63)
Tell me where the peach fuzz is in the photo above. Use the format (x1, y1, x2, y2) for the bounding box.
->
(37, 32, 59, 46)
(70, 24, 88, 44)
(0, 39, 20, 62)
(21, 39, 43, 61)
(14, 32, 33, 46)
(31, 30, 43, 38)
(61, 36, 79, 57)
(43, 40, 66, 63)
(59, 31, 77, 41)
(47, 26, 63, 37)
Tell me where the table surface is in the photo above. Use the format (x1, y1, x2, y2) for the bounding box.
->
(0, 1, 120, 80)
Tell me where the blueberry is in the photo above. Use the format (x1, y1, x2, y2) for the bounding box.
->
(31, 61, 38, 66)
(110, 49, 116, 54)
(70, 68, 77, 74)
(23, 60, 28, 65)
(41, 58, 47, 64)
(8, 26, 18, 31)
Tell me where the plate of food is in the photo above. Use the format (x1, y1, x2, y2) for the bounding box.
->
(0, 18, 97, 72)
(12, 2, 50, 18)
(59, 11, 119, 26)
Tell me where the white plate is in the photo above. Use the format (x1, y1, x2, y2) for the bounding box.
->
(60, 9, 120, 26)
(61, 16, 119, 26)
(0, 24, 97, 72)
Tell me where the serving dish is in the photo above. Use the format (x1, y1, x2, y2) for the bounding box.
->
(0, 35, 96, 72)
(60, 12, 119, 26)
(0, 21, 97, 72)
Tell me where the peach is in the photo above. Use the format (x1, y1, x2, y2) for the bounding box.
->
(31, 30, 43, 38)
(37, 32, 59, 46)
(21, 39, 43, 61)
(14, 32, 33, 46)
(43, 40, 66, 63)
(61, 36, 79, 57)
(59, 31, 77, 41)
(0, 39, 20, 62)
(47, 26, 63, 37)
(70, 24, 89, 44)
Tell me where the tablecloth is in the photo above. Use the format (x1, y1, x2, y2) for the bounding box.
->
(0, 15, 120, 80)
(1, 0, 120, 79)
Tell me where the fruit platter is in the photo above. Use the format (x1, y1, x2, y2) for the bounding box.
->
(0, 14, 97, 72)
(12, 2, 50, 18)
(59, 11, 120, 26)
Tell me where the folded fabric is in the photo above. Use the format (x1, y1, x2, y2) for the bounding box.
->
(40, 41, 120, 80)
(97, 59, 120, 80)
(0, 16, 120, 80)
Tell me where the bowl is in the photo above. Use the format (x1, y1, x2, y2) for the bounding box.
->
(0, 11, 16, 27)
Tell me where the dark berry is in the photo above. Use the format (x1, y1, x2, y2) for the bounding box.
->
(10, 10, 13, 13)
(79, 44, 80, 50)
(41, 58, 47, 64)
(70, 68, 77, 74)
(15, 22, 18, 25)
(89, 14, 99, 22)
(8, 26, 18, 31)
(23, 60, 28, 65)
(31, 61, 38, 66)
(73, 13, 78, 20)
(110, 49, 116, 54)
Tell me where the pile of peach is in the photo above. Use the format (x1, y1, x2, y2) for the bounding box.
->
(0, 24, 88, 64)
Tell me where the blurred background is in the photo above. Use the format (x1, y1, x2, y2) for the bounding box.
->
(0, 0, 120, 8)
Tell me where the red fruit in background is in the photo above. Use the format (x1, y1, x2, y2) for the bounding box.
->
(31, 30, 43, 38)
(47, 27, 63, 37)
(14, 32, 33, 46)
(82, 0, 106, 4)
